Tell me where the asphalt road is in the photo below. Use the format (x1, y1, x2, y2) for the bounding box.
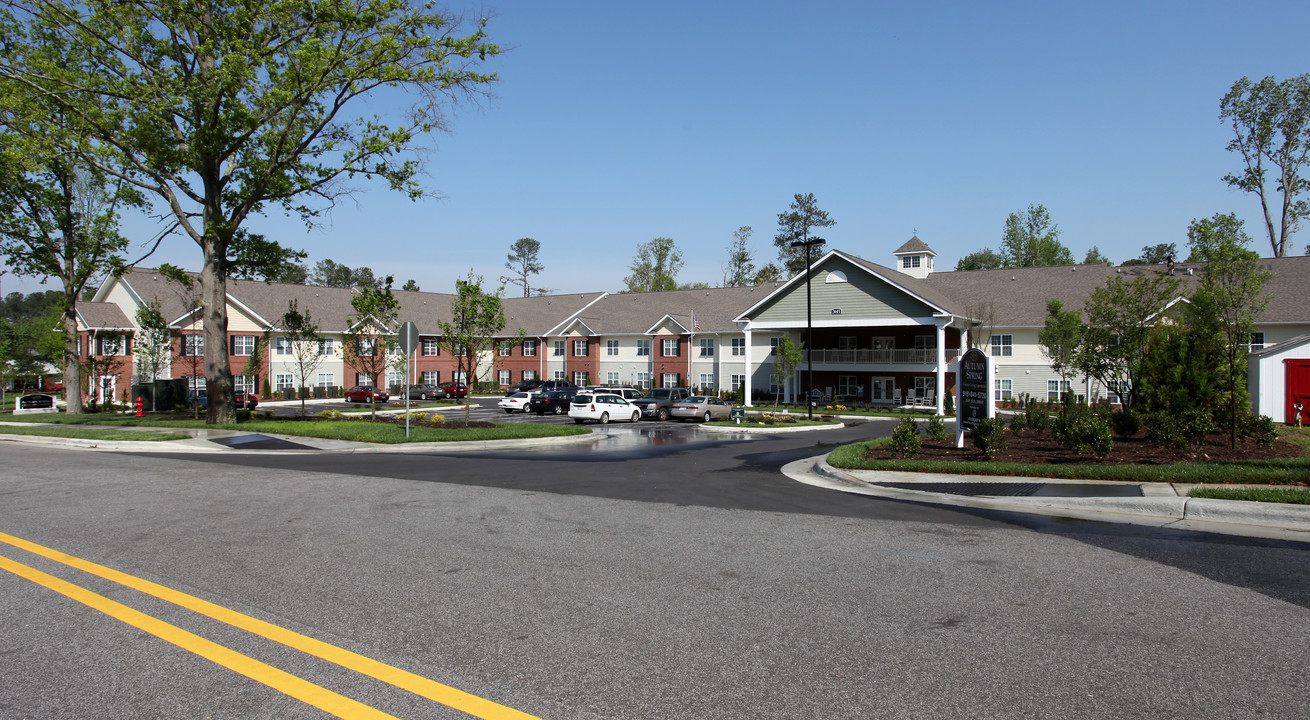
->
(1, 418, 1308, 719)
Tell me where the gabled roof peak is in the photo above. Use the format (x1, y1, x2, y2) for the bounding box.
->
(893, 235, 935, 256)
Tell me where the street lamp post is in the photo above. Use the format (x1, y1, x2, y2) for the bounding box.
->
(789, 237, 826, 419)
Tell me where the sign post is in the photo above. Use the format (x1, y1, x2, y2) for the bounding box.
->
(398, 321, 420, 438)
(955, 348, 993, 448)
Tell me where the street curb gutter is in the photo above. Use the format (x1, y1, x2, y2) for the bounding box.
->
(782, 455, 1310, 542)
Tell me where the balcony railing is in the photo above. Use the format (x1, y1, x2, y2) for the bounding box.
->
(804, 348, 961, 365)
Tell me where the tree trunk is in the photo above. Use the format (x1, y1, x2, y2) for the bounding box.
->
(62, 289, 83, 414)
(201, 237, 235, 424)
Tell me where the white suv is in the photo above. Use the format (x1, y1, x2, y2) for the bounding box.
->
(590, 387, 643, 402)
(568, 393, 642, 424)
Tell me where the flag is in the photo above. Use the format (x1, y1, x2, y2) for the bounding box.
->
(693, 314, 700, 331)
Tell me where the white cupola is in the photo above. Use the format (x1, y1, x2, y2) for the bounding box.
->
(892, 236, 936, 279)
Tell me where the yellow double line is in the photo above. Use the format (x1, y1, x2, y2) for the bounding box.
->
(0, 531, 540, 720)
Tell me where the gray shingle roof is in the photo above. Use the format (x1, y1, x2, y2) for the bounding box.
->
(893, 236, 935, 255)
(570, 284, 785, 335)
(76, 302, 132, 330)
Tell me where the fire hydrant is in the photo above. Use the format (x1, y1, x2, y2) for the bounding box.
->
(135, 395, 145, 418)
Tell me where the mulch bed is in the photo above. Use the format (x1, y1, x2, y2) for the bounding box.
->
(863, 429, 1302, 466)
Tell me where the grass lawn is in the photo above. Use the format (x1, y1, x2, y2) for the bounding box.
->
(1188, 486, 1310, 504)
(827, 433, 1310, 486)
(754, 404, 943, 419)
(0, 425, 185, 442)
(0, 411, 590, 444)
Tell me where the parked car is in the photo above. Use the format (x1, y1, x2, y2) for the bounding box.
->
(188, 389, 208, 408)
(497, 392, 534, 413)
(568, 392, 642, 424)
(439, 382, 469, 399)
(591, 387, 643, 402)
(233, 389, 259, 410)
(538, 379, 578, 392)
(405, 384, 448, 401)
(632, 387, 690, 421)
(344, 385, 389, 403)
(505, 379, 544, 396)
(529, 390, 577, 416)
(670, 395, 732, 422)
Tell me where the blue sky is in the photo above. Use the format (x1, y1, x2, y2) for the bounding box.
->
(7, 0, 1309, 297)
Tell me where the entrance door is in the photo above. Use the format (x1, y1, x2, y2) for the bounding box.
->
(1287, 359, 1310, 425)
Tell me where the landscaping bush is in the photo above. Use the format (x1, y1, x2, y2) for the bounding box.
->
(971, 417, 1008, 459)
(944, 391, 954, 416)
(925, 415, 948, 441)
(318, 409, 344, 419)
(1111, 409, 1141, 438)
(1009, 413, 1027, 434)
(1025, 403, 1050, 434)
(1144, 412, 1186, 449)
(1054, 406, 1114, 458)
(235, 409, 252, 422)
(889, 416, 921, 457)
(1178, 407, 1215, 446)
(1238, 413, 1278, 445)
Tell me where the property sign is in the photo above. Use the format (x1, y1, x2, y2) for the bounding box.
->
(15, 393, 57, 414)
(398, 321, 420, 354)
(957, 348, 990, 431)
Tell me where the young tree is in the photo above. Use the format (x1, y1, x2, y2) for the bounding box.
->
(500, 238, 544, 297)
(1219, 74, 1310, 257)
(279, 300, 325, 417)
(723, 226, 756, 287)
(774, 193, 835, 275)
(955, 248, 1005, 271)
(344, 279, 401, 420)
(770, 334, 803, 407)
(401, 279, 421, 292)
(1076, 272, 1183, 411)
(3, 1, 498, 424)
(436, 272, 514, 422)
(1000, 204, 1074, 268)
(1082, 246, 1111, 265)
(157, 265, 205, 417)
(0, 125, 142, 414)
(624, 237, 684, 292)
(1039, 300, 1083, 393)
(133, 300, 172, 411)
(753, 263, 783, 285)
(1185, 214, 1272, 447)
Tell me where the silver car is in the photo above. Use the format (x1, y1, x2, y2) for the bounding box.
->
(670, 395, 734, 422)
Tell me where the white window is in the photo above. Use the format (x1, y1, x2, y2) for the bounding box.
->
(1048, 379, 1072, 402)
(498, 369, 511, 385)
(837, 375, 858, 397)
(635, 372, 652, 389)
(770, 337, 779, 355)
(1249, 332, 1265, 351)
(499, 341, 512, 357)
(730, 374, 745, 391)
(357, 372, 373, 386)
(386, 370, 402, 388)
(522, 339, 537, 357)
(233, 375, 253, 393)
(553, 370, 566, 381)
(837, 336, 858, 350)
(187, 375, 205, 391)
(232, 336, 255, 356)
(552, 340, 565, 356)
(902, 255, 921, 269)
(991, 334, 1013, 357)
(183, 335, 203, 357)
(421, 338, 440, 356)
(699, 338, 715, 357)
(871, 377, 895, 401)
(573, 339, 589, 357)
(421, 371, 440, 385)
(358, 339, 376, 356)
(636, 339, 650, 357)
(573, 371, 588, 386)
(913, 335, 936, 350)
(523, 370, 537, 381)
(607, 340, 620, 356)
(452, 371, 467, 384)
(317, 373, 335, 389)
(698, 373, 715, 389)
(914, 376, 936, 399)
(275, 373, 295, 391)
(661, 372, 680, 388)
(995, 378, 1012, 401)
(661, 338, 679, 357)
(731, 338, 746, 357)
(318, 338, 334, 356)
(606, 371, 620, 385)
(275, 337, 292, 355)
(97, 335, 126, 355)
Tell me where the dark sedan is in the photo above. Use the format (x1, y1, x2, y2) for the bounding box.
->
(529, 390, 576, 416)
(344, 385, 389, 403)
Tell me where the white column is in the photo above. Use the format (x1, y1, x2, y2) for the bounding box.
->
(743, 326, 753, 407)
(935, 320, 947, 416)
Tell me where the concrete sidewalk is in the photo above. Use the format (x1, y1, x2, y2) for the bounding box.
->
(783, 454, 1310, 542)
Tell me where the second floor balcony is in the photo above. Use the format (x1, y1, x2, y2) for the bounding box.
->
(804, 348, 961, 365)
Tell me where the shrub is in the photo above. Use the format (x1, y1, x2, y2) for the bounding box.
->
(1144, 412, 1185, 449)
(925, 415, 948, 441)
(1178, 407, 1215, 446)
(1238, 414, 1278, 445)
(972, 417, 1008, 459)
(944, 391, 954, 416)
(1009, 413, 1027, 434)
(235, 409, 252, 422)
(889, 416, 921, 457)
(1054, 407, 1114, 458)
(427, 412, 445, 424)
(259, 410, 274, 420)
(318, 409, 344, 419)
(1110, 409, 1140, 438)
(1025, 403, 1050, 434)
(409, 412, 428, 424)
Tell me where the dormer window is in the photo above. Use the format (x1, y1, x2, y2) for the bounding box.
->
(902, 255, 921, 269)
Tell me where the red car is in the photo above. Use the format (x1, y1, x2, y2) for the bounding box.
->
(344, 385, 389, 403)
(439, 382, 468, 399)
